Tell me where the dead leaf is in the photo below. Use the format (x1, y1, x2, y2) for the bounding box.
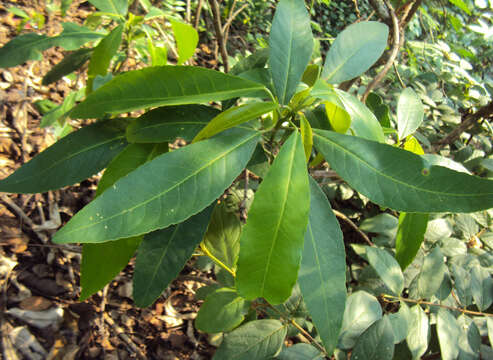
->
(19, 296, 53, 311)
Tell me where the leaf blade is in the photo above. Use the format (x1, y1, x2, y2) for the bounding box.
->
(170, 19, 198, 65)
(397, 88, 424, 140)
(366, 246, 404, 296)
(395, 213, 429, 270)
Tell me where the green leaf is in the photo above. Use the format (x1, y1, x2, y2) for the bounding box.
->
(338, 291, 382, 349)
(70, 66, 266, 119)
(324, 101, 351, 134)
(470, 265, 493, 311)
(397, 88, 424, 140)
(0, 33, 51, 68)
(269, 0, 313, 104)
(388, 302, 411, 344)
(193, 102, 277, 142)
(437, 308, 461, 360)
(126, 105, 220, 143)
(457, 316, 481, 359)
(213, 319, 287, 360)
(230, 48, 269, 76)
(406, 305, 429, 360)
(89, 0, 128, 16)
(42, 48, 93, 85)
(366, 247, 404, 296)
(148, 41, 167, 66)
(365, 92, 391, 128)
(40, 89, 84, 128)
(51, 23, 105, 51)
(448, 0, 471, 15)
(133, 206, 213, 307)
(299, 114, 313, 162)
(195, 288, 250, 333)
(487, 318, 493, 349)
(351, 316, 395, 360)
(451, 264, 472, 306)
(417, 247, 446, 299)
(299, 177, 346, 355)
(395, 213, 429, 270)
(236, 131, 310, 304)
(313, 130, 493, 213)
(202, 202, 242, 270)
(276, 343, 324, 359)
(170, 19, 198, 65)
(52, 128, 260, 244)
(0, 119, 127, 193)
(322, 21, 389, 84)
(87, 24, 124, 93)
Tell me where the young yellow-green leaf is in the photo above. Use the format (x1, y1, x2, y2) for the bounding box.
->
(417, 247, 446, 299)
(195, 288, 250, 333)
(313, 129, 493, 213)
(193, 102, 277, 142)
(170, 19, 198, 65)
(299, 177, 346, 354)
(147, 38, 167, 66)
(324, 101, 351, 134)
(213, 320, 287, 360)
(448, 0, 471, 15)
(89, 0, 128, 16)
(322, 21, 389, 84)
(269, 0, 313, 104)
(299, 114, 313, 162)
(42, 48, 93, 85)
(351, 317, 395, 360)
(403, 136, 425, 155)
(397, 88, 424, 140)
(0, 119, 127, 194)
(87, 24, 124, 94)
(70, 66, 267, 119)
(126, 105, 220, 143)
(202, 202, 241, 270)
(406, 305, 429, 360)
(52, 128, 260, 244)
(366, 247, 404, 296)
(395, 213, 429, 270)
(133, 206, 213, 307)
(236, 131, 310, 304)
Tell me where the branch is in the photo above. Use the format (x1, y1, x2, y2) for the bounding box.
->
(194, 0, 204, 29)
(333, 209, 374, 246)
(208, 0, 229, 72)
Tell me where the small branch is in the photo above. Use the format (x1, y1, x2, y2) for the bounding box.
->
(185, 0, 191, 23)
(1, 194, 34, 228)
(333, 209, 374, 246)
(177, 274, 216, 286)
(393, 62, 406, 88)
(208, 0, 229, 72)
(352, 0, 361, 18)
(194, 0, 204, 29)
(104, 313, 146, 359)
(222, 3, 249, 47)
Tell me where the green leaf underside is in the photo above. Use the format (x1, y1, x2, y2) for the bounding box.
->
(276, 344, 324, 359)
(395, 213, 429, 270)
(471, 265, 493, 311)
(194, 102, 277, 142)
(322, 21, 389, 84)
(80, 143, 167, 300)
(195, 288, 250, 333)
(126, 105, 220, 143)
(388, 302, 410, 344)
(70, 66, 267, 119)
(366, 247, 404, 296)
(50, 23, 105, 51)
(269, 0, 313, 105)
(0, 119, 127, 194)
(299, 177, 346, 354)
(89, 0, 128, 16)
(52, 128, 260, 244)
(236, 131, 310, 304)
(437, 308, 461, 360)
(406, 305, 429, 359)
(213, 319, 287, 360)
(170, 19, 198, 65)
(313, 130, 493, 213)
(133, 206, 213, 307)
(417, 247, 446, 299)
(42, 48, 93, 85)
(351, 317, 395, 360)
(397, 88, 424, 140)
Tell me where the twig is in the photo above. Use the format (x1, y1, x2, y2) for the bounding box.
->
(177, 274, 216, 286)
(185, 0, 191, 23)
(352, 0, 361, 18)
(208, 0, 229, 72)
(382, 294, 493, 317)
(0, 195, 34, 228)
(194, 0, 204, 29)
(222, 3, 249, 47)
(393, 62, 406, 88)
(104, 313, 146, 359)
(333, 209, 374, 246)
(362, 0, 400, 103)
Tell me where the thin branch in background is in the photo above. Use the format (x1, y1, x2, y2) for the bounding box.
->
(222, 3, 249, 47)
(333, 209, 374, 246)
(352, 0, 361, 18)
(362, 0, 400, 102)
(393, 62, 406, 88)
(208, 0, 229, 72)
(185, 0, 191, 23)
(194, 0, 204, 29)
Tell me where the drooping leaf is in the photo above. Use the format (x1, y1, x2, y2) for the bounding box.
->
(437, 308, 461, 360)
(87, 24, 124, 94)
(0, 119, 127, 193)
(170, 19, 198, 65)
(313, 129, 493, 213)
(202, 202, 242, 271)
(50, 22, 105, 51)
(338, 291, 383, 349)
(40, 89, 84, 128)
(193, 102, 277, 142)
(299, 114, 313, 162)
(470, 265, 493, 311)
(213, 319, 287, 360)
(395, 213, 429, 270)
(195, 288, 250, 333)
(0, 33, 51, 68)
(403, 136, 425, 155)
(417, 247, 446, 299)
(276, 343, 324, 359)
(269, 0, 313, 104)
(388, 302, 411, 344)
(366, 246, 404, 296)
(70, 66, 267, 119)
(236, 131, 310, 304)
(52, 128, 259, 244)
(299, 177, 346, 355)
(351, 316, 395, 360)
(322, 21, 389, 84)
(406, 305, 429, 360)
(133, 206, 213, 307)
(397, 88, 424, 140)
(324, 101, 351, 134)
(89, 0, 128, 16)
(126, 105, 220, 143)
(42, 48, 93, 85)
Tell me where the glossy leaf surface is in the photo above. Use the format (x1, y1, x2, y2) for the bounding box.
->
(324, 101, 350, 134)
(366, 246, 404, 296)
(236, 131, 310, 304)
(52, 128, 260, 244)
(351, 317, 395, 360)
(313, 130, 493, 212)
(133, 206, 213, 307)
(395, 213, 429, 270)
(299, 177, 346, 354)
(42, 48, 93, 85)
(0, 119, 127, 193)
(397, 88, 424, 140)
(170, 19, 198, 65)
(269, 0, 313, 104)
(70, 66, 266, 119)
